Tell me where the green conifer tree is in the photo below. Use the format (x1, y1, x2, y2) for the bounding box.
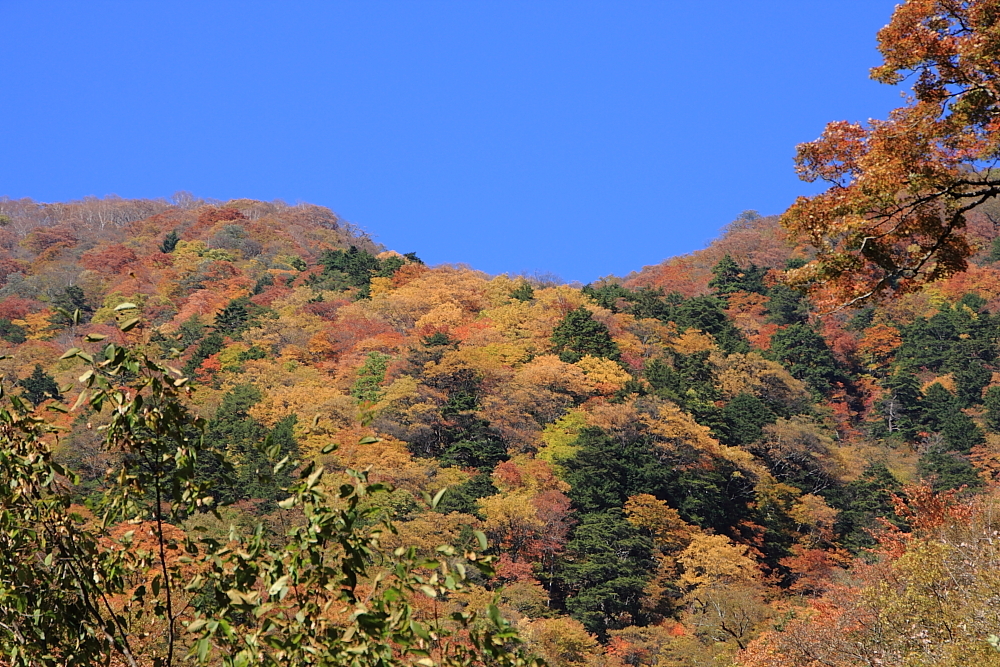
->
(18, 364, 61, 406)
(551, 306, 620, 363)
(159, 229, 180, 253)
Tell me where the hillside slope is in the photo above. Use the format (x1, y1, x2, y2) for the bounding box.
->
(5, 195, 1000, 665)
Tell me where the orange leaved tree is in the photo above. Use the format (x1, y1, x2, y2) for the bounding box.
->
(783, 0, 1000, 307)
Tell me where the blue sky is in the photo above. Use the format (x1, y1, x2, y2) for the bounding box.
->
(1, 1, 902, 283)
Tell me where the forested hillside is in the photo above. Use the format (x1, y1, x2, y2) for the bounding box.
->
(5, 192, 1000, 665)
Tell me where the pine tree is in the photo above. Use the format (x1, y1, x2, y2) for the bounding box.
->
(984, 385, 1000, 432)
(768, 324, 843, 395)
(718, 393, 776, 446)
(551, 306, 620, 363)
(18, 364, 61, 406)
(558, 509, 655, 637)
(510, 281, 534, 302)
(159, 229, 180, 253)
(919, 382, 958, 432)
(214, 297, 251, 336)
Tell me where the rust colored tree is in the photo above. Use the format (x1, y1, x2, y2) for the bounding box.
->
(783, 1, 1000, 307)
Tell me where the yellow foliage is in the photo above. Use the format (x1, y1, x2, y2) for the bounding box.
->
(677, 533, 759, 592)
(414, 302, 468, 332)
(481, 300, 536, 339)
(514, 355, 590, 397)
(382, 511, 479, 556)
(537, 410, 589, 475)
(484, 274, 520, 307)
(641, 402, 719, 452)
(624, 494, 696, 553)
(479, 493, 544, 534)
(517, 617, 599, 667)
(217, 342, 249, 371)
(362, 267, 491, 330)
(922, 374, 957, 394)
(711, 352, 810, 411)
(368, 276, 393, 297)
(575, 355, 632, 394)
(789, 493, 839, 545)
(14, 311, 56, 341)
(669, 330, 716, 355)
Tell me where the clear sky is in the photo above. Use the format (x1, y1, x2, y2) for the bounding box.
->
(1, 1, 903, 283)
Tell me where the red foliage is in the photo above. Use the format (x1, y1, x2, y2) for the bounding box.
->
(195, 354, 223, 386)
(779, 546, 846, 595)
(391, 262, 430, 288)
(197, 206, 245, 226)
(326, 314, 395, 357)
(0, 297, 37, 321)
(22, 226, 78, 255)
(303, 298, 349, 321)
(0, 258, 28, 285)
(873, 481, 976, 559)
(81, 244, 139, 274)
(494, 554, 536, 584)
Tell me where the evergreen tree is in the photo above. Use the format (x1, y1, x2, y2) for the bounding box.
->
(768, 324, 844, 395)
(214, 298, 251, 336)
(919, 382, 959, 432)
(766, 284, 809, 326)
(718, 393, 776, 446)
(984, 385, 1000, 432)
(159, 229, 180, 253)
(201, 385, 299, 509)
(551, 306, 620, 363)
(827, 463, 902, 554)
(672, 296, 749, 354)
(558, 510, 655, 637)
(880, 371, 922, 439)
(183, 332, 224, 375)
(434, 473, 498, 518)
(563, 428, 751, 534)
(18, 364, 61, 406)
(951, 359, 992, 407)
(940, 411, 985, 453)
(644, 357, 683, 403)
(51, 285, 93, 324)
(175, 315, 205, 349)
(510, 281, 535, 302)
(0, 319, 26, 344)
(316, 245, 383, 295)
(918, 450, 981, 492)
(709, 253, 767, 299)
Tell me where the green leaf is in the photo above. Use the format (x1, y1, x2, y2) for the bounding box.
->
(430, 487, 448, 509)
(60, 347, 81, 360)
(473, 530, 488, 551)
(196, 636, 210, 663)
(114, 302, 139, 311)
(269, 575, 290, 597)
(186, 618, 207, 633)
(119, 317, 141, 332)
(83, 333, 107, 342)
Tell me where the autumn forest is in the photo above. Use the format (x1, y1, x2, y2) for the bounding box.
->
(11, 2, 1000, 666)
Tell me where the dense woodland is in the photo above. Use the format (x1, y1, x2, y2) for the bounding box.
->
(4, 190, 1000, 665)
